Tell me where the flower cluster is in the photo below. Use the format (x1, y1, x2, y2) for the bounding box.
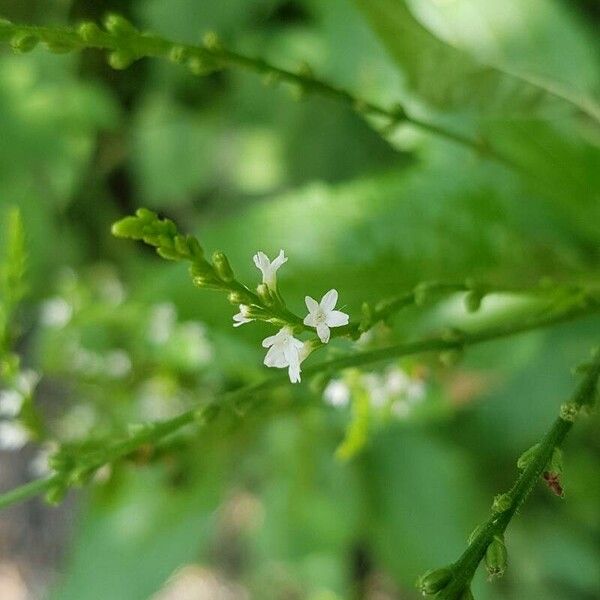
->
(112, 212, 351, 384)
(233, 250, 349, 383)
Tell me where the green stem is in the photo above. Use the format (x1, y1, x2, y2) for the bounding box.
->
(438, 349, 600, 599)
(0, 294, 597, 512)
(0, 19, 514, 168)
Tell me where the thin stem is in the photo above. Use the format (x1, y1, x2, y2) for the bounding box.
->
(0, 475, 58, 510)
(0, 20, 515, 168)
(438, 349, 600, 599)
(0, 294, 597, 511)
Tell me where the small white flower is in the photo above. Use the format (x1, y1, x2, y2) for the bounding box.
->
(303, 289, 349, 343)
(323, 379, 351, 407)
(0, 390, 24, 417)
(105, 350, 132, 379)
(253, 250, 287, 291)
(148, 302, 177, 345)
(0, 421, 29, 450)
(40, 297, 73, 328)
(16, 369, 40, 396)
(233, 304, 253, 327)
(262, 326, 304, 383)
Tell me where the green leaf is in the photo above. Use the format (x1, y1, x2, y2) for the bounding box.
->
(353, 0, 600, 122)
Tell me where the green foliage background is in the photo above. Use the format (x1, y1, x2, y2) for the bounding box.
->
(0, 0, 598, 598)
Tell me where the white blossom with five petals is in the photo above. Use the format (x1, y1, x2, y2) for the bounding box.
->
(303, 289, 349, 343)
(253, 250, 287, 291)
(262, 326, 304, 383)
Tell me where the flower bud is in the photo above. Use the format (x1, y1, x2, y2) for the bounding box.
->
(104, 13, 137, 36)
(416, 567, 452, 595)
(359, 302, 372, 332)
(186, 236, 204, 260)
(492, 493, 512, 513)
(111, 216, 144, 239)
(212, 251, 234, 282)
(11, 32, 38, 53)
(78, 22, 104, 43)
(108, 49, 135, 70)
(169, 45, 188, 63)
(187, 56, 217, 76)
(136, 208, 157, 222)
(559, 402, 578, 422)
(228, 291, 247, 305)
(202, 31, 221, 50)
(517, 443, 540, 470)
(157, 247, 181, 261)
(485, 534, 508, 578)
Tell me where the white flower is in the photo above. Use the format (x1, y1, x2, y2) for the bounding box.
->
(40, 297, 72, 328)
(262, 326, 304, 383)
(0, 390, 24, 417)
(303, 289, 349, 343)
(323, 379, 351, 407)
(233, 304, 253, 327)
(253, 250, 287, 291)
(16, 369, 40, 396)
(0, 421, 29, 450)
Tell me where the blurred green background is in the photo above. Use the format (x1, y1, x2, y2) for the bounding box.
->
(0, 0, 599, 598)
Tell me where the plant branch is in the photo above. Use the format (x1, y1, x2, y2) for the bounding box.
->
(0, 17, 517, 169)
(0, 291, 597, 511)
(430, 347, 600, 599)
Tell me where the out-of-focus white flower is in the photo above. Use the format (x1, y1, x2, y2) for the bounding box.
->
(105, 350, 132, 379)
(40, 297, 73, 328)
(262, 326, 304, 383)
(362, 373, 388, 408)
(29, 442, 58, 477)
(148, 302, 177, 344)
(16, 369, 40, 396)
(253, 250, 287, 291)
(323, 379, 351, 407)
(0, 390, 23, 417)
(0, 421, 29, 450)
(233, 304, 253, 327)
(303, 289, 349, 343)
(179, 322, 213, 365)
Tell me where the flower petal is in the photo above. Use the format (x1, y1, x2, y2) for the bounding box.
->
(320, 289, 338, 312)
(325, 310, 349, 327)
(317, 322, 330, 344)
(305, 295, 319, 313)
(271, 249, 288, 270)
(303, 313, 318, 327)
(262, 334, 278, 348)
(253, 251, 269, 273)
(264, 345, 287, 368)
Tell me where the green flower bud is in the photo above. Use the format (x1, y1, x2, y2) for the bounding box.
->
(202, 31, 221, 50)
(492, 493, 512, 513)
(136, 208, 157, 222)
(414, 281, 436, 307)
(111, 216, 144, 240)
(108, 49, 135, 70)
(485, 534, 508, 578)
(228, 291, 247, 305)
(359, 302, 372, 332)
(156, 247, 181, 261)
(212, 251, 234, 282)
(416, 567, 453, 595)
(559, 402, 578, 422)
(187, 55, 217, 76)
(517, 443, 541, 470)
(173, 235, 190, 257)
(78, 21, 104, 43)
(169, 45, 188, 63)
(104, 13, 137, 36)
(186, 236, 203, 260)
(11, 32, 39, 53)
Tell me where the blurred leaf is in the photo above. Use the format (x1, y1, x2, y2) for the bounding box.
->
(353, 0, 600, 122)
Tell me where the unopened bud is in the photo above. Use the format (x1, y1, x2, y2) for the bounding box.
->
(464, 289, 484, 313)
(485, 534, 508, 578)
(108, 49, 135, 70)
(104, 13, 137, 36)
(11, 32, 38, 53)
(416, 567, 452, 595)
(212, 251, 234, 282)
(559, 402, 578, 422)
(492, 493, 512, 513)
(78, 21, 103, 43)
(517, 443, 540, 470)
